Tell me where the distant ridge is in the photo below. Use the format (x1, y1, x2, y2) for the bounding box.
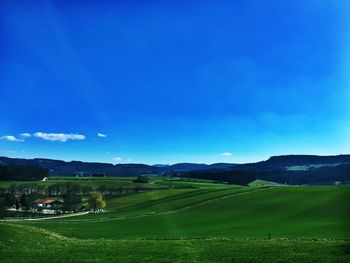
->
(0, 156, 237, 176)
(264, 154, 350, 166)
(0, 154, 349, 185)
(184, 154, 350, 185)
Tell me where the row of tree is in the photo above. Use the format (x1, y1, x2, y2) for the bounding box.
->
(0, 182, 149, 196)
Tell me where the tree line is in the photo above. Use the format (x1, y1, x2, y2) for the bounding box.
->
(0, 182, 150, 196)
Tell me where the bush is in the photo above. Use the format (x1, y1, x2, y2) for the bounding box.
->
(88, 192, 106, 211)
(63, 194, 82, 211)
(133, 176, 149, 183)
(0, 199, 6, 219)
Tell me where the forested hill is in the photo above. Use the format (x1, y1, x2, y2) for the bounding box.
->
(184, 154, 350, 185)
(261, 154, 350, 167)
(0, 165, 48, 181)
(0, 157, 160, 177)
(0, 156, 236, 177)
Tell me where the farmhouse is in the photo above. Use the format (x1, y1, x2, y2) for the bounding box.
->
(33, 199, 62, 209)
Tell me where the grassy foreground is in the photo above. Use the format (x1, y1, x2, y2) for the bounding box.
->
(0, 223, 349, 263)
(1, 185, 349, 262)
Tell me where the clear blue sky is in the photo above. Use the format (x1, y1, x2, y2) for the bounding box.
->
(0, 0, 349, 164)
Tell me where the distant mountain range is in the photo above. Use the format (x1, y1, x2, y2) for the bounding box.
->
(1, 154, 350, 185)
(153, 163, 238, 173)
(0, 156, 237, 176)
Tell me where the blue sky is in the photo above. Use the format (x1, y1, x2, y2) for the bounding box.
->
(0, 0, 349, 164)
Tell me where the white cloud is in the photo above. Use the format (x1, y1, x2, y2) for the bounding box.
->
(20, 133, 31, 138)
(97, 133, 107, 138)
(33, 132, 86, 142)
(112, 157, 122, 162)
(221, 152, 232, 156)
(0, 135, 24, 142)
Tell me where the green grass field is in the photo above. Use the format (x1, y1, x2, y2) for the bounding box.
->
(21, 186, 350, 239)
(1, 223, 349, 263)
(151, 179, 233, 188)
(1, 183, 349, 262)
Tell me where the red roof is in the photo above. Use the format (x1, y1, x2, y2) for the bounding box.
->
(33, 199, 59, 204)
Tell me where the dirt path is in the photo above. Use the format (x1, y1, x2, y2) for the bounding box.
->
(0, 211, 89, 222)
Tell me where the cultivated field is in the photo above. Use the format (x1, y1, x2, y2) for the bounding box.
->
(1, 178, 349, 262)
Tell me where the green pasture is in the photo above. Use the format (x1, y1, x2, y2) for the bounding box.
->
(82, 187, 247, 218)
(151, 179, 233, 188)
(21, 186, 350, 239)
(1, 184, 349, 262)
(1, 221, 349, 263)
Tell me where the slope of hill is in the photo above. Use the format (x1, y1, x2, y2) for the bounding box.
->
(1, 185, 349, 262)
(20, 186, 350, 239)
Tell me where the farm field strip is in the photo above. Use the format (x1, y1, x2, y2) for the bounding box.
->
(106, 188, 243, 213)
(150, 179, 234, 188)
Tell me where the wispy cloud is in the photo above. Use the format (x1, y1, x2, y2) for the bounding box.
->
(20, 133, 31, 138)
(33, 132, 86, 142)
(112, 156, 122, 162)
(221, 152, 232, 156)
(97, 133, 107, 138)
(0, 149, 29, 154)
(0, 135, 24, 142)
